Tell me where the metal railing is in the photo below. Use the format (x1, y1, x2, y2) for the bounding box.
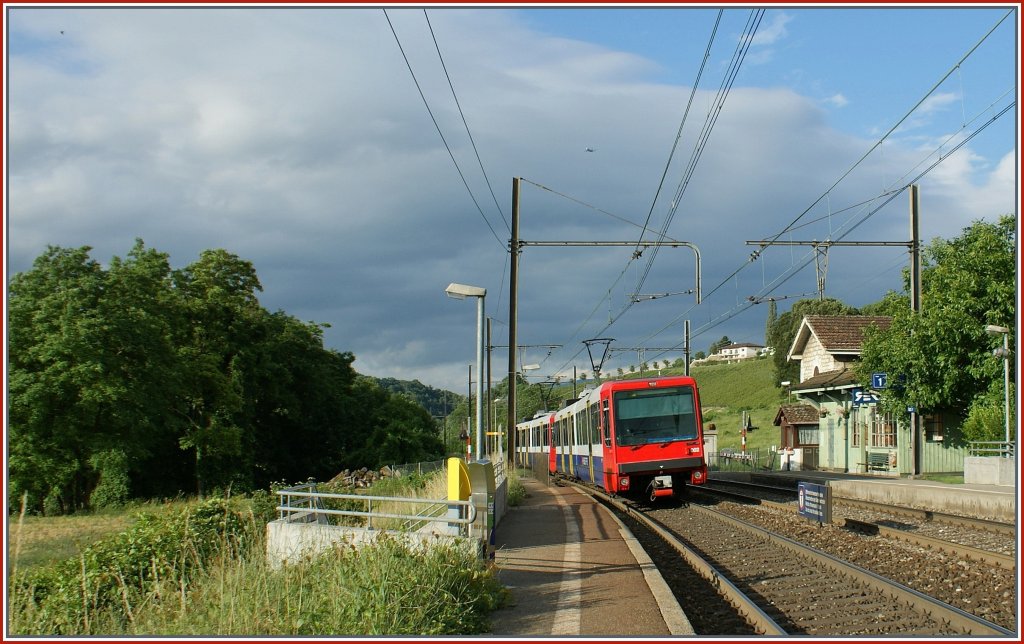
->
(388, 459, 446, 477)
(708, 448, 766, 471)
(968, 441, 1016, 459)
(276, 484, 476, 534)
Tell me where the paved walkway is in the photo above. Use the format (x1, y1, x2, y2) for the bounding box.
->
(485, 475, 692, 637)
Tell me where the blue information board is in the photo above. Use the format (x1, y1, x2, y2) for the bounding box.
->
(797, 481, 831, 524)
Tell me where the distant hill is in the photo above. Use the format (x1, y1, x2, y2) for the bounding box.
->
(374, 377, 465, 419)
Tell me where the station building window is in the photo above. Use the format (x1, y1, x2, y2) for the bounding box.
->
(924, 414, 944, 442)
(870, 413, 898, 448)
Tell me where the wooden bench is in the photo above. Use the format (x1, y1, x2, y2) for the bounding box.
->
(861, 452, 890, 472)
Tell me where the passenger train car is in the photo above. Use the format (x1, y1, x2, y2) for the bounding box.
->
(515, 376, 707, 501)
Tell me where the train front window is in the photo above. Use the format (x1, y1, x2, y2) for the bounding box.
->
(613, 387, 698, 446)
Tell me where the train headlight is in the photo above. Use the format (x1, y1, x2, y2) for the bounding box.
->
(618, 476, 630, 490)
(692, 470, 704, 482)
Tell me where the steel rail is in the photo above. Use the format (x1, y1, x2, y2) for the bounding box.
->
(840, 517, 1016, 571)
(833, 496, 1016, 536)
(699, 503, 1014, 637)
(567, 482, 787, 636)
(697, 485, 1016, 571)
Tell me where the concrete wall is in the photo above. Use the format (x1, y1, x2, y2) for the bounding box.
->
(799, 335, 839, 383)
(266, 520, 479, 569)
(828, 478, 1016, 522)
(964, 456, 1016, 487)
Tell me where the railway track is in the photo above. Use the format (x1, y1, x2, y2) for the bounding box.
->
(699, 479, 1017, 569)
(564, 480, 1015, 636)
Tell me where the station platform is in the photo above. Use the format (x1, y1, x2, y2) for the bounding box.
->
(485, 474, 693, 637)
(712, 469, 1018, 522)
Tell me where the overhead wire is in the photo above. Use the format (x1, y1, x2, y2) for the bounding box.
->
(633, 8, 765, 294)
(423, 9, 511, 234)
(383, 9, 507, 251)
(614, 9, 1016, 367)
(749, 8, 1015, 255)
(641, 96, 1013, 357)
(632, 9, 723, 254)
(536, 10, 763, 377)
(575, 10, 766, 344)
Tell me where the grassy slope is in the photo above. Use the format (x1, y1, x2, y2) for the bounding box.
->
(689, 358, 785, 453)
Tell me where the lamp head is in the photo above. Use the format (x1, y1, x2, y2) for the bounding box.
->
(985, 324, 1009, 335)
(445, 282, 486, 299)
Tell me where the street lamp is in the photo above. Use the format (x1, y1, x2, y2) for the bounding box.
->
(447, 282, 486, 461)
(985, 324, 1012, 446)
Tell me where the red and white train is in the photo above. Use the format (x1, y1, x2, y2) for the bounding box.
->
(515, 375, 708, 501)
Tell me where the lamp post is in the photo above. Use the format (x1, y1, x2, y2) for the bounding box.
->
(985, 324, 1011, 447)
(447, 282, 486, 461)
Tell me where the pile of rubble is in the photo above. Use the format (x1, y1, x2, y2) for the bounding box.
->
(327, 466, 396, 489)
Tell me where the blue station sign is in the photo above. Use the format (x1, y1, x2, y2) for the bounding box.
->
(851, 389, 881, 407)
(797, 481, 831, 524)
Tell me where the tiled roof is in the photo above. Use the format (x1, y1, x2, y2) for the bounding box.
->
(803, 315, 893, 352)
(773, 404, 820, 426)
(792, 368, 860, 391)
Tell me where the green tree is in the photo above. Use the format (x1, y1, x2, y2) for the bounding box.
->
(349, 378, 444, 467)
(765, 299, 778, 346)
(172, 249, 265, 495)
(8, 241, 184, 512)
(708, 336, 731, 355)
(858, 215, 1016, 439)
(8, 246, 107, 512)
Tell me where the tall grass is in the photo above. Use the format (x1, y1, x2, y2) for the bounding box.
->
(7, 472, 507, 636)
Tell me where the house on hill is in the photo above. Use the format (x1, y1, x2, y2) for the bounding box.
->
(781, 315, 967, 476)
(713, 342, 764, 362)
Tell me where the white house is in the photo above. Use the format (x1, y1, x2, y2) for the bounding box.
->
(715, 342, 764, 361)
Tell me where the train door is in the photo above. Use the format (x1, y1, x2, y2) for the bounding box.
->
(588, 401, 599, 484)
(547, 418, 557, 475)
(600, 393, 615, 490)
(573, 409, 582, 481)
(565, 413, 573, 475)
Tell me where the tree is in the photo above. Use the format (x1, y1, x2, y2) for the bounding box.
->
(765, 299, 778, 346)
(172, 249, 265, 495)
(8, 241, 185, 511)
(708, 336, 731, 356)
(8, 246, 108, 513)
(858, 215, 1016, 439)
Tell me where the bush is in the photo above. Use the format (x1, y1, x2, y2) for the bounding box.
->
(89, 450, 132, 509)
(9, 497, 258, 635)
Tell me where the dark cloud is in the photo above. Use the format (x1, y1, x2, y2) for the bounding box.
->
(6, 7, 1015, 391)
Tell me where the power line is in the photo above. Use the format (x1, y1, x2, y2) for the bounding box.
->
(423, 10, 510, 234)
(642, 11, 1016, 349)
(752, 8, 1015, 252)
(633, 9, 723, 254)
(383, 9, 506, 250)
(633, 8, 765, 295)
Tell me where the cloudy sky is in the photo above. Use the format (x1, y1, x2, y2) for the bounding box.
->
(4, 4, 1018, 393)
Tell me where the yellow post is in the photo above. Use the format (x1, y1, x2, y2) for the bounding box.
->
(447, 457, 472, 501)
